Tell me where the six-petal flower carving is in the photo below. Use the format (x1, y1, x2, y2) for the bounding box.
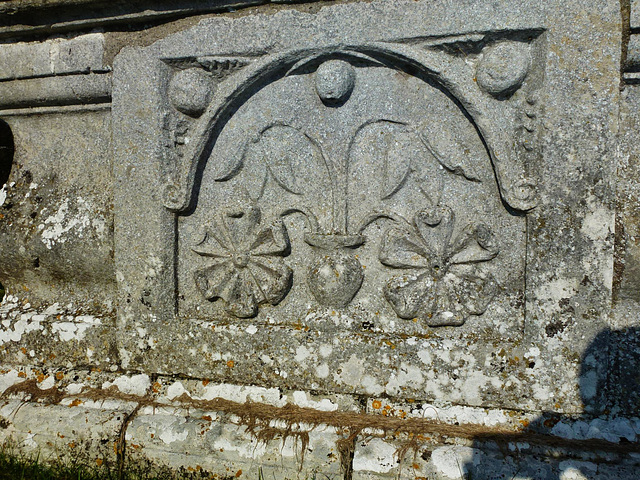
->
(379, 205, 499, 327)
(192, 207, 292, 318)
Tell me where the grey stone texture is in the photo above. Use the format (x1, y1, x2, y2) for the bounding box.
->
(0, 0, 638, 478)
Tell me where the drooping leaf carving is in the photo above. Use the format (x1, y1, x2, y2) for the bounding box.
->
(420, 121, 482, 182)
(349, 121, 444, 208)
(381, 130, 412, 199)
(259, 125, 323, 195)
(238, 141, 268, 202)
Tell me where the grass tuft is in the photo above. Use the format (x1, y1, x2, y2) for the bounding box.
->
(0, 441, 208, 480)
(0, 443, 114, 480)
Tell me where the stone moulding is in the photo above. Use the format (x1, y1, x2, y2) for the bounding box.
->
(113, 0, 546, 405)
(163, 43, 540, 214)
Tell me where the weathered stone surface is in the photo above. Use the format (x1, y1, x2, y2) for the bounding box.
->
(0, 111, 114, 310)
(0, 0, 638, 477)
(0, 33, 108, 81)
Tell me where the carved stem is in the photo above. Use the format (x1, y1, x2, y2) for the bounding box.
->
(280, 207, 321, 233)
(355, 211, 411, 235)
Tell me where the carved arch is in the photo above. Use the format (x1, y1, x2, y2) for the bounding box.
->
(163, 43, 536, 213)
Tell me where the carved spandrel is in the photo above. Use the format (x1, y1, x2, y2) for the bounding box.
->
(175, 49, 529, 335)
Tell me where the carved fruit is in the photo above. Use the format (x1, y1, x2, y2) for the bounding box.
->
(307, 250, 364, 308)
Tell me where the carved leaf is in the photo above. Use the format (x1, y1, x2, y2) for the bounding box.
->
(222, 207, 262, 252)
(223, 272, 259, 318)
(191, 228, 230, 258)
(419, 123, 482, 182)
(248, 220, 290, 257)
(259, 125, 321, 195)
(430, 284, 467, 327)
(443, 271, 498, 316)
(194, 262, 237, 301)
(240, 142, 268, 202)
(381, 131, 412, 199)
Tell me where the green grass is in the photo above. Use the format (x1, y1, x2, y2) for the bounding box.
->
(0, 445, 207, 480)
(0, 445, 121, 480)
(0, 452, 105, 480)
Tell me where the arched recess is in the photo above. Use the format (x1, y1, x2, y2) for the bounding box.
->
(163, 43, 536, 214)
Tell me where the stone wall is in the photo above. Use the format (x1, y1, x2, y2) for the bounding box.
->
(0, 0, 638, 478)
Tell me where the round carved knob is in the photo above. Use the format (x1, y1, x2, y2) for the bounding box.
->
(315, 60, 356, 106)
(476, 42, 531, 97)
(168, 68, 213, 117)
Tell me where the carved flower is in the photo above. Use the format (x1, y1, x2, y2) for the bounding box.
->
(192, 207, 292, 318)
(379, 206, 499, 327)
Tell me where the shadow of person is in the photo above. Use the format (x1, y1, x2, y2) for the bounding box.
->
(457, 327, 640, 480)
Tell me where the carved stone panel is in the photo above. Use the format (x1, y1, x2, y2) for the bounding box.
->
(113, 1, 547, 407)
(176, 55, 525, 337)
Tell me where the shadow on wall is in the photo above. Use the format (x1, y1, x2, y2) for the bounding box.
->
(454, 328, 640, 479)
(0, 118, 12, 302)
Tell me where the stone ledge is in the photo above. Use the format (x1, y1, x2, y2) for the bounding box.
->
(0, 366, 638, 479)
(0, 73, 111, 110)
(0, 0, 325, 39)
(0, 33, 108, 82)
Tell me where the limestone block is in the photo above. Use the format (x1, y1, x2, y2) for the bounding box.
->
(0, 399, 129, 469)
(125, 405, 345, 478)
(0, 33, 108, 81)
(0, 110, 115, 311)
(0, 296, 117, 369)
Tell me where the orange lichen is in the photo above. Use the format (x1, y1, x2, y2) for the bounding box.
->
(69, 399, 83, 407)
(17, 372, 26, 378)
(235, 469, 243, 477)
(202, 379, 210, 386)
(96, 458, 103, 466)
(55, 372, 64, 380)
(226, 360, 235, 368)
(372, 400, 382, 409)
